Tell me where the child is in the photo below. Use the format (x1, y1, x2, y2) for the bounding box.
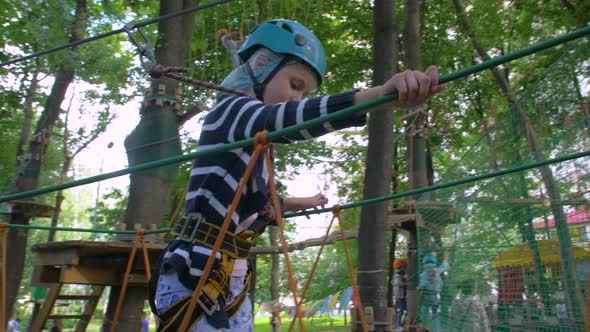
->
(449, 281, 490, 332)
(418, 253, 448, 332)
(151, 19, 445, 331)
(393, 259, 408, 330)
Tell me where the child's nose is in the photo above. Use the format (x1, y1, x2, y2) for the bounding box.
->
(291, 92, 304, 101)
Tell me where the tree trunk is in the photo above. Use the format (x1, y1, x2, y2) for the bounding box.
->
(5, 0, 87, 321)
(524, 117, 582, 319)
(102, 1, 199, 330)
(357, 1, 398, 331)
(401, 0, 426, 326)
(15, 58, 41, 167)
(452, 0, 572, 318)
(48, 155, 72, 242)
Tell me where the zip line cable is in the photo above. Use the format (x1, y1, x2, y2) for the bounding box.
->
(1, 25, 588, 204)
(0, 0, 235, 68)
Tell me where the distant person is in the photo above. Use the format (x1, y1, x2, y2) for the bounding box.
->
(392, 259, 408, 330)
(7, 316, 19, 332)
(142, 312, 149, 332)
(417, 253, 448, 332)
(449, 280, 490, 331)
(49, 319, 62, 332)
(553, 284, 568, 331)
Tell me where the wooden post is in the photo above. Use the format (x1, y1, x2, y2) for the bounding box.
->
(351, 307, 358, 332)
(385, 307, 395, 332)
(365, 306, 375, 331)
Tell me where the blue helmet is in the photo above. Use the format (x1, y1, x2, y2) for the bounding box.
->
(238, 19, 327, 87)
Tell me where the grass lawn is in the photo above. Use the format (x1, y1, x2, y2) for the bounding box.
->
(254, 315, 352, 332)
(84, 314, 353, 331)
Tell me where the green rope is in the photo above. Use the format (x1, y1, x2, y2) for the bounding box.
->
(284, 150, 590, 218)
(3, 223, 171, 235)
(5, 149, 588, 234)
(1, 26, 588, 204)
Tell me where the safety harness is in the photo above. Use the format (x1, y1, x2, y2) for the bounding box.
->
(148, 214, 261, 331)
(149, 131, 274, 331)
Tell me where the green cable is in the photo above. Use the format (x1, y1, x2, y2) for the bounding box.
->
(1, 26, 588, 204)
(4, 223, 171, 235)
(284, 150, 590, 218)
(6, 149, 588, 233)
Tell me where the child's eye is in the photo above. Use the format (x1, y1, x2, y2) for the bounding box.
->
(291, 80, 305, 91)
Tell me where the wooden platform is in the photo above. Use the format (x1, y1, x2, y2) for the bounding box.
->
(31, 240, 166, 287)
(6, 200, 55, 218)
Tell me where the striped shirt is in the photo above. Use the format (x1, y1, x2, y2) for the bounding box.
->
(162, 91, 365, 290)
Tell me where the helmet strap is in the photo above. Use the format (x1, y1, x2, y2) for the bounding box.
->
(245, 57, 292, 101)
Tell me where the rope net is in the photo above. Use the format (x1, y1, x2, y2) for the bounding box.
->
(414, 38, 590, 331)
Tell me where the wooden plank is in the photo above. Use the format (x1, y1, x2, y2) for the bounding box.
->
(48, 314, 91, 320)
(29, 284, 62, 332)
(60, 266, 148, 286)
(34, 247, 79, 266)
(31, 266, 61, 286)
(56, 294, 101, 300)
(74, 286, 104, 332)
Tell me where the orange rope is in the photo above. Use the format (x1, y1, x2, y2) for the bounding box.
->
(333, 206, 368, 332)
(265, 150, 306, 331)
(110, 230, 149, 332)
(178, 131, 270, 331)
(166, 186, 188, 228)
(287, 210, 337, 332)
(0, 223, 6, 332)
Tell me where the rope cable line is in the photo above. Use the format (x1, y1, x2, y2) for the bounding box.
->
(0, 0, 236, 68)
(0, 150, 588, 236)
(1, 26, 588, 204)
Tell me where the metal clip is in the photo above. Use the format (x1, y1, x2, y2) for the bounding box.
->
(197, 288, 219, 316)
(179, 213, 203, 243)
(124, 20, 156, 71)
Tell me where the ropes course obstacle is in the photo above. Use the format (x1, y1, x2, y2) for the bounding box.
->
(0, 4, 588, 330)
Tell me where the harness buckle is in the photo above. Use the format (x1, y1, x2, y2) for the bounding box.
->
(179, 213, 203, 242)
(197, 288, 218, 316)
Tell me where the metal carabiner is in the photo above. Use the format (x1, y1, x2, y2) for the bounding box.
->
(124, 20, 156, 72)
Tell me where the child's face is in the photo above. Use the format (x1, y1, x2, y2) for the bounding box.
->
(262, 62, 318, 103)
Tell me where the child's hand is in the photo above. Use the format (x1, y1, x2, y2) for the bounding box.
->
(283, 193, 328, 213)
(306, 193, 328, 209)
(382, 65, 446, 107)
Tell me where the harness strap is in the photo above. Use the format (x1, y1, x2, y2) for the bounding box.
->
(172, 215, 256, 259)
(150, 217, 260, 331)
(154, 259, 253, 331)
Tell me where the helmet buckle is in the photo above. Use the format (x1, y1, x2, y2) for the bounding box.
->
(295, 34, 307, 46)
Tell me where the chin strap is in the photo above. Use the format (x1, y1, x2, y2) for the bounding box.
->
(244, 57, 292, 101)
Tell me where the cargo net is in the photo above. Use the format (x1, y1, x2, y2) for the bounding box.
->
(415, 37, 590, 332)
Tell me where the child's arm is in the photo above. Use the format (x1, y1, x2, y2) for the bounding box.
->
(283, 193, 328, 212)
(353, 65, 446, 115)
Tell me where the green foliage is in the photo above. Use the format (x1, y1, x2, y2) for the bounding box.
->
(1, 0, 589, 318)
